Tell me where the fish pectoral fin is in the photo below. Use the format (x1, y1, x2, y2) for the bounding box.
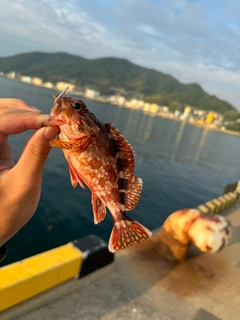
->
(50, 139, 79, 149)
(92, 194, 106, 224)
(68, 158, 85, 189)
(50, 136, 93, 150)
(49, 139, 70, 149)
(108, 214, 152, 252)
(124, 177, 143, 211)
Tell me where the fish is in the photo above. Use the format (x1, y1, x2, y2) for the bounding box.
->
(47, 93, 152, 252)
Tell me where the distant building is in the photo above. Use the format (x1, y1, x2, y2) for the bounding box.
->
(108, 96, 117, 103)
(56, 82, 75, 91)
(149, 103, 159, 114)
(32, 77, 42, 86)
(194, 109, 206, 117)
(181, 106, 192, 120)
(125, 100, 132, 108)
(198, 119, 204, 125)
(143, 103, 150, 112)
(7, 71, 16, 79)
(85, 89, 99, 99)
(162, 106, 169, 113)
(137, 100, 144, 108)
(20, 76, 31, 83)
(44, 82, 54, 89)
(125, 99, 145, 109)
(205, 112, 215, 124)
(129, 99, 138, 108)
(117, 96, 126, 106)
(175, 110, 181, 118)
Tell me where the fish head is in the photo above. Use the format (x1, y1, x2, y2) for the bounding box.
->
(48, 96, 100, 139)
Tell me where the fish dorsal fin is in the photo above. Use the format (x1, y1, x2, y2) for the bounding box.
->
(105, 124, 142, 210)
(105, 124, 135, 179)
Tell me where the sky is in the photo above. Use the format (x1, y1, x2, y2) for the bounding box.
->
(0, 0, 239, 109)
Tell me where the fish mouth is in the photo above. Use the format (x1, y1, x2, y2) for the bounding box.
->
(44, 115, 66, 127)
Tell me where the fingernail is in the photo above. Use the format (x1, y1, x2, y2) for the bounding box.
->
(40, 114, 50, 127)
(44, 127, 59, 139)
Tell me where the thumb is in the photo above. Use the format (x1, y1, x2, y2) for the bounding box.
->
(15, 126, 59, 184)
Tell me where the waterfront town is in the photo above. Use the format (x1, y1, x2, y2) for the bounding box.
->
(1, 71, 237, 134)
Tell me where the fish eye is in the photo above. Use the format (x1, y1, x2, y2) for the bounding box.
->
(71, 102, 82, 110)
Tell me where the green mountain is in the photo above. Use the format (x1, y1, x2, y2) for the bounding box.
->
(0, 51, 238, 120)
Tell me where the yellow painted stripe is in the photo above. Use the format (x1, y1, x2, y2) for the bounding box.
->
(197, 204, 210, 213)
(211, 198, 223, 212)
(198, 191, 239, 215)
(226, 192, 237, 204)
(204, 201, 217, 214)
(223, 193, 232, 206)
(0, 243, 82, 312)
(217, 196, 228, 210)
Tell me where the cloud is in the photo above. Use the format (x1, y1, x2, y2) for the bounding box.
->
(150, 60, 240, 107)
(0, 0, 239, 109)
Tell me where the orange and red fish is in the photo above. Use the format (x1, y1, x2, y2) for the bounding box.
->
(47, 93, 152, 252)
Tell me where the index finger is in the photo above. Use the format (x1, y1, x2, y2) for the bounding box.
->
(0, 109, 49, 144)
(0, 98, 41, 112)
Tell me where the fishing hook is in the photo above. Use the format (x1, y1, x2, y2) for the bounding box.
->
(54, 86, 70, 104)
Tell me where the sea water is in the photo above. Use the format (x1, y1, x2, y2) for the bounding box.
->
(1, 77, 239, 265)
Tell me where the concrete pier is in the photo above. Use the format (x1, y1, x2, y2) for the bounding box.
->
(1, 203, 240, 320)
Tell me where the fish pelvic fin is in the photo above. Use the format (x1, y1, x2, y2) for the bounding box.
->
(68, 159, 85, 189)
(108, 215, 152, 252)
(92, 194, 106, 224)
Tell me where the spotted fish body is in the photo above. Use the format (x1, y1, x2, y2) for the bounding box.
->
(48, 96, 152, 252)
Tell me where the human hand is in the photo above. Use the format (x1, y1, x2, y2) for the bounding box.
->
(0, 99, 59, 246)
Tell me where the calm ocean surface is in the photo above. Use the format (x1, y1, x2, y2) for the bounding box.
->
(1, 77, 240, 265)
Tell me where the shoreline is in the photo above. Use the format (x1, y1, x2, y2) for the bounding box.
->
(84, 95, 240, 138)
(2, 75, 240, 138)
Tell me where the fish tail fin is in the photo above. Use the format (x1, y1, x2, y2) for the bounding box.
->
(108, 215, 152, 252)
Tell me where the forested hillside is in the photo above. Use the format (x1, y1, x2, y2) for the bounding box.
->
(0, 52, 238, 120)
